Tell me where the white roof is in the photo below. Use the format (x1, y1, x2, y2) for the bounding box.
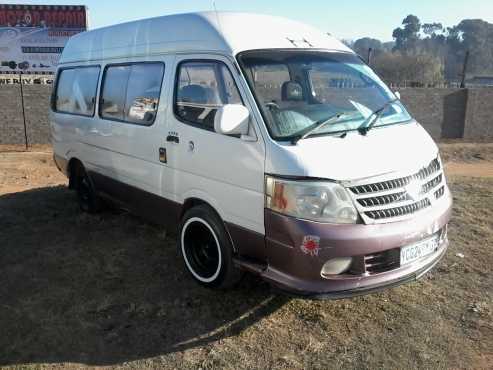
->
(60, 12, 353, 64)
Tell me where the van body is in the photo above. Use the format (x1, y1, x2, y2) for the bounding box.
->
(51, 12, 452, 298)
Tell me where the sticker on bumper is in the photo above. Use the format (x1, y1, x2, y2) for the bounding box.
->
(301, 235, 320, 256)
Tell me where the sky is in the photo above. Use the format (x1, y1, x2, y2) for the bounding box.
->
(1, 0, 493, 41)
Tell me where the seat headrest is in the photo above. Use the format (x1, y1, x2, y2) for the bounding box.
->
(178, 84, 208, 104)
(281, 81, 304, 101)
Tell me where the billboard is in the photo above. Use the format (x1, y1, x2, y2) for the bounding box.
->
(0, 4, 87, 75)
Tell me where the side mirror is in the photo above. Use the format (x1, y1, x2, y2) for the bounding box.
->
(214, 104, 250, 136)
(394, 91, 401, 100)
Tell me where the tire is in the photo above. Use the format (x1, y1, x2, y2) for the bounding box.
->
(178, 205, 243, 289)
(75, 165, 101, 213)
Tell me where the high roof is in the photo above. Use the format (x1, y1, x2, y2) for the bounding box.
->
(59, 12, 353, 64)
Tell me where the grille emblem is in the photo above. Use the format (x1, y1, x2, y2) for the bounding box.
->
(404, 179, 422, 201)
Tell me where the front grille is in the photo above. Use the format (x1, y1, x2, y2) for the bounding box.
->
(351, 158, 441, 196)
(348, 157, 445, 223)
(435, 186, 445, 199)
(357, 191, 409, 207)
(365, 198, 431, 220)
(422, 174, 443, 193)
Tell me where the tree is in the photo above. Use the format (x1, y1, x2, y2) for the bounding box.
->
(346, 15, 493, 84)
(392, 15, 422, 53)
(352, 37, 383, 58)
(373, 52, 444, 87)
(422, 22, 443, 37)
(445, 19, 493, 79)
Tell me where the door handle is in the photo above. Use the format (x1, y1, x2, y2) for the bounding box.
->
(166, 135, 179, 144)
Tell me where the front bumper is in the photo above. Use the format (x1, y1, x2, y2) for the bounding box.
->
(262, 191, 452, 298)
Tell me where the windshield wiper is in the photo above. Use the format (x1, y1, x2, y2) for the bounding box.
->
(292, 112, 345, 144)
(358, 98, 398, 135)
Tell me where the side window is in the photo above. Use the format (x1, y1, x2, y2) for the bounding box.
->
(125, 63, 164, 124)
(55, 66, 100, 116)
(100, 63, 165, 125)
(175, 61, 242, 130)
(100, 65, 130, 121)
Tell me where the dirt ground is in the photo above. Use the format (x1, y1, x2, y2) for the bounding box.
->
(0, 143, 492, 369)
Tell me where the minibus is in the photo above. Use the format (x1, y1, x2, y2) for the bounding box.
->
(51, 12, 452, 298)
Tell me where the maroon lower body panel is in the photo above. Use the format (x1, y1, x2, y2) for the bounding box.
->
(261, 192, 453, 297)
(89, 171, 181, 231)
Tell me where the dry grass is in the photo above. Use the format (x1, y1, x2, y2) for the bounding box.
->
(0, 144, 492, 369)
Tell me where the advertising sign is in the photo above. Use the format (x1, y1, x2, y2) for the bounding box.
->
(0, 4, 87, 75)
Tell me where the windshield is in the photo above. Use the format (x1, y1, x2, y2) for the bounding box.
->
(238, 51, 413, 141)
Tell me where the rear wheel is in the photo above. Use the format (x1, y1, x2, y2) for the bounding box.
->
(178, 205, 243, 289)
(75, 165, 101, 213)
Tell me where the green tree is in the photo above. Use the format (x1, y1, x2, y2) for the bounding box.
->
(392, 15, 422, 53)
(422, 23, 443, 37)
(445, 19, 493, 79)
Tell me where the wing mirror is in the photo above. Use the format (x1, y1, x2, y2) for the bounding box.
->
(394, 91, 401, 100)
(214, 104, 250, 136)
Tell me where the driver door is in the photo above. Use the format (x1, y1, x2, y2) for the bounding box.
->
(164, 54, 266, 259)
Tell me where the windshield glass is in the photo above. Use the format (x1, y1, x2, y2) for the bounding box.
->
(238, 51, 413, 141)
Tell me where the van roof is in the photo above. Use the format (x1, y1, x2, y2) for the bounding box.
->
(59, 11, 353, 64)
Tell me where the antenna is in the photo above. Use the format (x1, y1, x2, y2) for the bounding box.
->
(212, 1, 225, 38)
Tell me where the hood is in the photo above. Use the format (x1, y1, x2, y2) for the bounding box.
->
(265, 122, 439, 182)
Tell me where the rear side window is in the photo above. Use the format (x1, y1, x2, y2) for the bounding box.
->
(175, 61, 242, 130)
(55, 66, 100, 116)
(100, 66, 129, 121)
(100, 63, 164, 125)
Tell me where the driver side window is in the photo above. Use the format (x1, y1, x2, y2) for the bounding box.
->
(174, 61, 242, 131)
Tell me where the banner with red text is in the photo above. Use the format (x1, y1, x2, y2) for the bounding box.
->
(0, 4, 87, 74)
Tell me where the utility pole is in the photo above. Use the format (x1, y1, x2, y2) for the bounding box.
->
(460, 50, 470, 89)
(19, 72, 28, 150)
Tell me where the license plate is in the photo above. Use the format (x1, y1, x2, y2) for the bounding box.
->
(400, 234, 440, 266)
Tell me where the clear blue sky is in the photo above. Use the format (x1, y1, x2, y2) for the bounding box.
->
(2, 0, 492, 41)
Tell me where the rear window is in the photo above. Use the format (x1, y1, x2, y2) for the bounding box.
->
(100, 62, 165, 125)
(54, 66, 100, 116)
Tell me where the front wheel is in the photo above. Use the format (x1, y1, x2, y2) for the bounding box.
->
(178, 205, 243, 289)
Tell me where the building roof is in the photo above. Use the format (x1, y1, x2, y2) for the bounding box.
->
(59, 12, 352, 64)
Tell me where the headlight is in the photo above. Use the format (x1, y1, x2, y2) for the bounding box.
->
(265, 176, 359, 224)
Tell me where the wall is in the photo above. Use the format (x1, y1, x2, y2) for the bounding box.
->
(0, 85, 492, 144)
(0, 85, 51, 145)
(0, 84, 25, 145)
(399, 88, 467, 139)
(23, 85, 52, 144)
(463, 88, 493, 140)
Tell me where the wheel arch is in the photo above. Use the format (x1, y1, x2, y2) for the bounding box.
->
(179, 195, 237, 253)
(67, 157, 84, 189)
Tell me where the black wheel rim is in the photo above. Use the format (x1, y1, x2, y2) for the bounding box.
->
(183, 221, 220, 280)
